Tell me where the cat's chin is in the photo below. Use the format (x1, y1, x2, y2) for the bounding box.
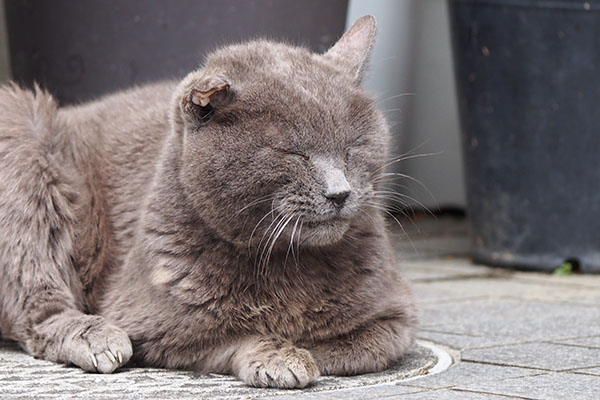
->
(301, 219, 351, 247)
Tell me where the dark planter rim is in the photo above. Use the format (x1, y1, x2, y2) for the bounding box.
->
(450, 0, 599, 12)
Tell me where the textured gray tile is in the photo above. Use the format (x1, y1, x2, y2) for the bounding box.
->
(572, 366, 600, 376)
(511, 272, 600, 291)
(391, 215, 468, 238)
(455, 372, 600, 400)
(400, 361, 539, 389)
(399, 259, 501, 282)
(552, 335, 600, 349)
(412, 277, 600, 305)
(419, 299, 600, 342)
(462, 342, 600, 371)
(389, 216, 470, 259)
(395, 236, 471, 260)
(394, 389, 520, 400)
(417, 330, 519, 350)
(271, 384, 424, 400)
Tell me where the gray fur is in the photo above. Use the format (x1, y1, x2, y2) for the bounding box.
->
(0, 16, 418, 388)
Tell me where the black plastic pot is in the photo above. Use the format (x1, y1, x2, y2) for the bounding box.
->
(5, 0, 348, 104)
(449, 0, 600, 273)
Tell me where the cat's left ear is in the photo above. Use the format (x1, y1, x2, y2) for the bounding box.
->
(324, 15, 377, 85)
(180, 75, 232, 125)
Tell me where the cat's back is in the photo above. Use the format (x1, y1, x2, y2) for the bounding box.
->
(58, 80, 177, 168)
(0, 80, 176, 184)
(59, 81, 176, 209)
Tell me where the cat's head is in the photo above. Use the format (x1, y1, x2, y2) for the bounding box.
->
(171, 16, 389, 254)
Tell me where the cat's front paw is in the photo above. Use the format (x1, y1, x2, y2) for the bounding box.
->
(60, 315, 133, 373)
(239, 346, 319, 389)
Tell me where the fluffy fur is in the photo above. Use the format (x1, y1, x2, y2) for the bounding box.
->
(0, 16, 417, 388)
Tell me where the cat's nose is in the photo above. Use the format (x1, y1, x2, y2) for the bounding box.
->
(325, 190, 351, 207)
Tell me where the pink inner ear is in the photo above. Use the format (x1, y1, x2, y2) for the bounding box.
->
(191, 84, 230, 107)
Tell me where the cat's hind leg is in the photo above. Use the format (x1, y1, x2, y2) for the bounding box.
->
(0, 84, 132, 373)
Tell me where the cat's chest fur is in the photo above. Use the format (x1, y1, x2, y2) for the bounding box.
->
(167, 251, 376, 338)
(102, 224, 386, 367)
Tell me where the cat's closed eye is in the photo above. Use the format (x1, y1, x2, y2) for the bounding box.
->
(272, 147, 310, 161)
(344, 148, 353, 164)
(344, 137, 368, 163)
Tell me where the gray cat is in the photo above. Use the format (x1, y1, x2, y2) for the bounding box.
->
(0, 16, 417, 388)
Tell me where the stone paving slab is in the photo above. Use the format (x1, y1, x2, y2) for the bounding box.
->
(551, 335, 600, 349)
(572, 366, 600, 376)
(273, 384, 425, 400)
(394, 237, 471, 260)
(416, 330, 519, 351)
(391, 215, 471, 261)
(419, 298, 600, 343)
(392, 388, 523, 400)
(391, 215, 468, 238)
(462, 342, 600, 372)
(454, 372, 600, 400)
(398, 360, 539, 390)
(510, 271, 600, 290)
(412, 277, 600, 305)
(399, 259, 503, 282)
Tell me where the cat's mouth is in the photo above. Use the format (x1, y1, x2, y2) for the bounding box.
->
(300, 214, 352, 246)
(304, 205, 355, 224)
(305, 214, 347, 227)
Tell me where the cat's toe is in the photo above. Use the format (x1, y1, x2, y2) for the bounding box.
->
(105, 328, 133, 367)
(92, 348, 128, 374)
(92, 350, 117, 374)
(244, 347, 319, 389)
(62, 315, 132, 373)
(89, 330, 132, 373)
(280, 347, 319, 388)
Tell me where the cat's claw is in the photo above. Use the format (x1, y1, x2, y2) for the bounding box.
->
(88, 347, 127, 373)
(105, 350, 116, 363)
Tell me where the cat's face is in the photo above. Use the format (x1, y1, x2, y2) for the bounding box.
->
(174, 17, 387, 254)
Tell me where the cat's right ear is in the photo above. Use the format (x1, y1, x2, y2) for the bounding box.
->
(180, 75, 233, 125)
(324, 15, 377, 85)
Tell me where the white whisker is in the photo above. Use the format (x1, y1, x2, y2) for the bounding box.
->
(363, 201, 419, 257)
(262, 214, 294, 274)
(295, 219, 303, 266)
(373, 151, 440, 175)
(258, 213, 288, 272)
(248, 204, 286, 253)
(373, 172, 436, 202)
(284, 216, 300, 268)
(374, 92, 416, 106)
(234, 194, 276, 218)
(371, 190, 436, 219)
